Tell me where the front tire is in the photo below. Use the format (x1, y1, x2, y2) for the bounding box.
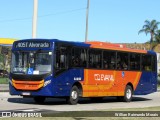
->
(67, 86, 79, 105)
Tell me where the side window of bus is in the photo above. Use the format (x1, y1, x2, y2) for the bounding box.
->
(117, 52, 129, 70)
(130, 53, 140, 71)
(71, 47, 87, 68)
(152, 55, 156, 72)
(88, 49, 102, 69)
(142, 55, 152, 71)
(103, 51, 116, 69)
(55, 46, 68, 74)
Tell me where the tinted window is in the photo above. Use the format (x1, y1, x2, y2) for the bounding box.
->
(142, 55, 152, 71)
(103, 51, 116, 69)
(152, 55, 156, 71)
(88, 49, 102, 68)
(117, 52, 129, 70)
(55, 45, 68, 75)
(130, 53, 140, 70)
(71, 47, 87, 67)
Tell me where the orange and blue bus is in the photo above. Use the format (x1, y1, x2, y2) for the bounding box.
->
(9, 39, 157, 104)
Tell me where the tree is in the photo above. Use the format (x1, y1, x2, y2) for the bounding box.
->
(138, 20, 160, 50)
(155, 30, 160, 43)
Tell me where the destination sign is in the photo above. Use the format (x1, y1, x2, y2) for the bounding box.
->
(14, 41, 50, 48)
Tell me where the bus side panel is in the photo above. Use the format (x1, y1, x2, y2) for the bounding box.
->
(53, 69, 84, 97)
(81, 69, 142, 97)
(134, 71, 157, 95)
(117, 71, 142, 96)
(81, 69, 117, 97)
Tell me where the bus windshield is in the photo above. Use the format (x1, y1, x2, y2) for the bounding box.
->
(11, 51, 52, 75)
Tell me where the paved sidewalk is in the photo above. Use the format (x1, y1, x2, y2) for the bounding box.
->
(0, 84, 9, 92)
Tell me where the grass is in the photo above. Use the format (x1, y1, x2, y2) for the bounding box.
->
(0, 77, 9, 84)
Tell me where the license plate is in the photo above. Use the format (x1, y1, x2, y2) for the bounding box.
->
(22, 92, 31, 96)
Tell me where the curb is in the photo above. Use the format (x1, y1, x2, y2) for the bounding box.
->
(0, 84, 9, 92)
(0, 90, 9, 92)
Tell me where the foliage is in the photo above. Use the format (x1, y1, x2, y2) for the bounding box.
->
(139, 20, 160, 50)
(0, 46, 12, 71)
(0, 77, 9, 84)
(138, 20, 160, 36)
(155, 30, 160, 43)
(0, 54, 5, 69)
(0, 54, 4, 62)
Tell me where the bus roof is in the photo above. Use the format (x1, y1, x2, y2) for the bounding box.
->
(86, 41, 148, 54)
(14, 39, 90, 48)
(14, 39, 155, 54)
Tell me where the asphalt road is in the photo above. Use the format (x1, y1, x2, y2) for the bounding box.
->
(0, 92, 160, 113)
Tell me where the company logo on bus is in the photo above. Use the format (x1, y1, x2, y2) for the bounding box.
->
(122, 71, 125, 78)
(94, 74, 114, 81)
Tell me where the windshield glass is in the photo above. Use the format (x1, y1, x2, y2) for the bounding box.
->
(11, 51, 52, 75)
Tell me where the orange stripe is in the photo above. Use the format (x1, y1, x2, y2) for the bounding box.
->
(12, 79, 44, 90)
(133, 72, 141, 90)
(85, 69, 89, 84)
(12, 80, 44, 84)
(83, 91, 122, 97)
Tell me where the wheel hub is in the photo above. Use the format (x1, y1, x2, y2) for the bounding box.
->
(71, 91, 78, 100)
(126, 89, 132, 99)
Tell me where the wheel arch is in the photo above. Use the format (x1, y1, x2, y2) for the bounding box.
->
(72, 82, 83, 97)
(126, 82, 134, 93)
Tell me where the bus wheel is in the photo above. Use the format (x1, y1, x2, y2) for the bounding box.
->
(34, 96, 46, 104)
(67, 86, 79, 105)
(117, 85, 133, 102)
(124, 85, 133, 102)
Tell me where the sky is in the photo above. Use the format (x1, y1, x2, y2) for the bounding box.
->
(0, 0, 160, 43)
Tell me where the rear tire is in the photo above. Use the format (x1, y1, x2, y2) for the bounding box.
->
(117, 85, 133, 102)
(67, 86, 79, 105)
(124, 85, 133, 102)
(34, 96, 46, 104)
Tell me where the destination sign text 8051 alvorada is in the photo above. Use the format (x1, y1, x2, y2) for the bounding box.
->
(15, 41, 50, 48)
